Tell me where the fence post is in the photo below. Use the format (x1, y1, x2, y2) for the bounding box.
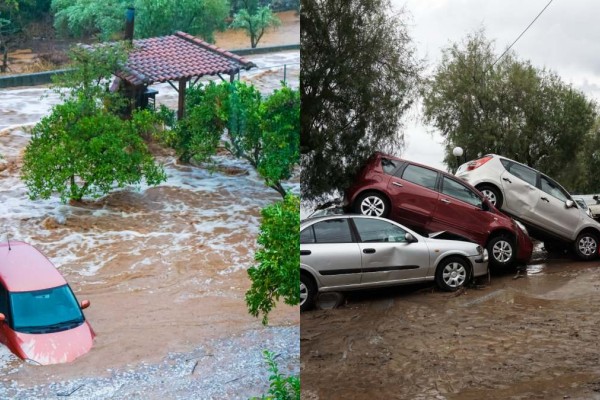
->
(283, 64, 287, 84)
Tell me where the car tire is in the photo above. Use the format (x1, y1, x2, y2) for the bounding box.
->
(435, 256, 470, 292)
(354, 192, 390, 218)
(573, 231, 599, 261)
(487, 235, 515, 268)
(300, 273, 317, 312)
(478, 184, 503, 209)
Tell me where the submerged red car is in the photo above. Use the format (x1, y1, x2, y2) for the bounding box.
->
(344, 152, 533, 268)
(0, 241, 94, 365)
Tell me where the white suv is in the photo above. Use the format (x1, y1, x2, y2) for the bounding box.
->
(456, 154, 600, 260)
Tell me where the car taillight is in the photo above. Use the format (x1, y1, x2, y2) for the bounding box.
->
(467, 156, 493, 171)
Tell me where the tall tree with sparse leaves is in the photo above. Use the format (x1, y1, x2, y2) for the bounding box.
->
(301, 0, 422, 201)
(422, 30, 597, 192)
(231, 4, 280, 48)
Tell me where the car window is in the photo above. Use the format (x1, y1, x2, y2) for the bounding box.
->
(353, 218, 407, 243)
(10, 285, 84, 333)
(540, 176, 569, 202)
(507, 163, 537, 186)
(300, 226, 316, 244)
(381, 158, 399, 175)
(401, 164, 438, 190)
(312, 219, 353, 243)
(442, 177, 483, 208)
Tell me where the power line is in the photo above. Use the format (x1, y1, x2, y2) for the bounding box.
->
(490, 0, 555, 70)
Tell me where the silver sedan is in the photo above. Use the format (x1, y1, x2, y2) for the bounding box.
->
(300, 215, 489, 311)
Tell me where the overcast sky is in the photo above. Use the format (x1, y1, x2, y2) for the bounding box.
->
(393, 0, 600, 170)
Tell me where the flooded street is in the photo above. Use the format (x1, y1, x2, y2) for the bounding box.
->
(301, 245, 600, 399)
(0, 51, 299, 398)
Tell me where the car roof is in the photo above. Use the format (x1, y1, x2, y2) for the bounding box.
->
(0, 241, 67, 292)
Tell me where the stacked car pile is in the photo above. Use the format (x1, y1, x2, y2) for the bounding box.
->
(300, 152, 600, 311)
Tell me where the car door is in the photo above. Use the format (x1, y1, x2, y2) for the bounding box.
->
(386, 163, 440, 232)
(430, 176, 490, 244)
(499, 161, 540, 218)
(534, 175, 582, 240)
(300, 218, 362, 288)
(351, 217, 430, 284)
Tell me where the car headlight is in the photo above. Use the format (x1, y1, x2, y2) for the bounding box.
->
(475, 245, 483, 255)
(514, 220, 528, 235)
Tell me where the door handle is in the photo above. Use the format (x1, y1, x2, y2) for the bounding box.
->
(392, 182, 403, 187)
(541, 197, 550, 203)
(502, 177, 512, 184)
(300, 250, 311, 256)
(440, 198, 451, 204)
(363, 248, 376, 254)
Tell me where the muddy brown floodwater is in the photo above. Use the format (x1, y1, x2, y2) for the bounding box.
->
(301, 246, 600, 400)
(0, 51, 299, 398)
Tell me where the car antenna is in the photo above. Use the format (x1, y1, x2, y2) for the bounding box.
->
(7, 235, 11, 251)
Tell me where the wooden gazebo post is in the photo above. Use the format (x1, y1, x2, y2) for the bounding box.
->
(178, 78, 188, 120)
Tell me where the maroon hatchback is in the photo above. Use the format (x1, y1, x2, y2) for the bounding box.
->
(344, 152, 533, 268)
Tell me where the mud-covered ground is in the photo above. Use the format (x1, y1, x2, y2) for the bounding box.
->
(0, 51, 299, 398)
(301, 245, 600, 399)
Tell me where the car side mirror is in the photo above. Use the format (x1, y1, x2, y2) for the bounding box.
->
(80, 300, 90, 310)
(565, 200, 575, 208)
(0, 313, 5, 322)
(594, 195, 599, 201)
(481, 199, 490, 211)
(405, 232, 417, 243)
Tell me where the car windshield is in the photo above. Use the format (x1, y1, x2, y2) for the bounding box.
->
(10, 285, 84, 333)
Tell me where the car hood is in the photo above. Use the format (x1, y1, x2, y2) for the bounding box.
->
(423, 236, 479, 255)
(14, 322, 94, 365)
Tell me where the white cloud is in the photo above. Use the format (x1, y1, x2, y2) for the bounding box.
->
(393, 0, 600, 167)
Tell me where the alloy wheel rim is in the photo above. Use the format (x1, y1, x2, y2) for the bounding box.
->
(493, 240, 513, 263)
(300, 282, 308, 306)
(360, 196, 385, 216)
(482, 190, 497, 206)
(578, 237, 597, 256)
(442, 262, 467, 288)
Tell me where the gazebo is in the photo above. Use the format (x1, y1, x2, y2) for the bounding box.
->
(115, 31, 256, 119)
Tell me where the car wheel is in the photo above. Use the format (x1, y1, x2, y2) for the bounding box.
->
(435, 256, 470, 292)
(300, 273, 317, 312)
(354, 192, 390, 218)
(573, 232, 599, 261)
(478, 184, 503, 209)
(487, 235, 515, 268)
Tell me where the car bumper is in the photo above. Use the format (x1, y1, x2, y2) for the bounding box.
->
(470, 250, 489, 278)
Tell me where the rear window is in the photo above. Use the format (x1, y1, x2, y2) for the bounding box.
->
(381, 158, 400, 175)
(300, 226, 316, 244)
(402, 165, 438, 190)
(442, 177, 483, 208)
(507, 163, 537, 186)
(312, 219, 353, 243)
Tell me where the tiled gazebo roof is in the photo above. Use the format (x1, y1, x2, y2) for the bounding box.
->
(118, 31, 256, 86)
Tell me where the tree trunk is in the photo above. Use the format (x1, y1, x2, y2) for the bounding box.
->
(270, 182, 287, 198)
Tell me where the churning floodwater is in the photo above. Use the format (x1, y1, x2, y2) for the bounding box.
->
(0, 51, 299, 398)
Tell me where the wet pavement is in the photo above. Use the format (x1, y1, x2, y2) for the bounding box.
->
(0, 51, 299, 398)
(301, 244, 600, 399)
